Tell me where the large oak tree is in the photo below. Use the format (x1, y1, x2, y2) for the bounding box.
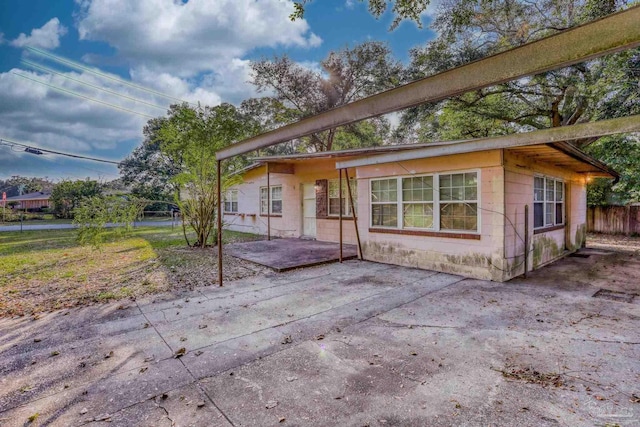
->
(400, 0, 636, 147)
(250, 41, 402, 152)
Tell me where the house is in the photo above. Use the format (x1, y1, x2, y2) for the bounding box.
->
(4, 192, 52, 211)
(223, 138, 617, 282)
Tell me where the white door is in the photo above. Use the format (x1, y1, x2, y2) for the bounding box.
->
(302, 183, 316, 238)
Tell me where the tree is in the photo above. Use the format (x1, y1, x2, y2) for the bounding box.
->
(119, 106, 184, 205)
(50, 179, 102, 219)
(73, 196, 146, 248)
(585, 135, 640, 206)
(158, 104, 257, 247)
(290, 0, 432, 30)
(250, 41, 402, 152)
(401, 0, 635, 146)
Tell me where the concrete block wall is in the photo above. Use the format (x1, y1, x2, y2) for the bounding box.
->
(316, 219, 358, 245)
(503, 150, 588, 275)
(354, 150, 507, 281)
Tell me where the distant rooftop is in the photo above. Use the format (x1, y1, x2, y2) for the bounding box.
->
(5, 192, 51, 201)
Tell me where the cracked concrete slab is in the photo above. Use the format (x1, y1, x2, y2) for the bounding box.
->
(1, 252, 639, 426)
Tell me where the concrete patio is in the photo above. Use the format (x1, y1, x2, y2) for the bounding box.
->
(0, 251, 639, 426)
(225, 238, 358, 271)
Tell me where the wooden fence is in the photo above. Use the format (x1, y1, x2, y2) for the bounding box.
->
(587, 205, 640, 235)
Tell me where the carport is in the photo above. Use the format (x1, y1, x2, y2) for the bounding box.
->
(215, 6, 640, 286)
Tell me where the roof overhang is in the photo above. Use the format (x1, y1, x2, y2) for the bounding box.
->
(333, 115, 639, 179)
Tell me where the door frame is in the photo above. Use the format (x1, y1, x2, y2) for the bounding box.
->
(301, 182, 317, 238)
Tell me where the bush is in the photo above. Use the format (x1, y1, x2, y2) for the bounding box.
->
(73, 196, 145, 247)
(0, 207, 20, 222)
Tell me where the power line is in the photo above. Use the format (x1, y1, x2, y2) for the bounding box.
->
(26, 46, 195, 106)
(12, 72, 156, 119)
(0, 137, 123, 165)
(22, 60, 169, 111)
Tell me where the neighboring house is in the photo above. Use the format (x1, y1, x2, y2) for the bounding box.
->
(223, 140, 616, 282)
(4, 192, 52, 211)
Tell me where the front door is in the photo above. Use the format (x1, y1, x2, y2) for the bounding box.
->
(302, 183, 316, 238)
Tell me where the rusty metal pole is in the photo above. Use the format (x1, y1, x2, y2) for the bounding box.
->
(217, 159, 223, 287)
(344, 168, 363, 260)
(266, 163, 271, 241)
(524, 204, 529, 278)
(339, 168, 343, 263)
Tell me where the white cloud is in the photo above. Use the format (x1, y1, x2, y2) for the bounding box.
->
(75, 0, 322, 77)
(71, 0, 325, 107)
(10, 18, 68, 49)
(0, 1, 328, 179)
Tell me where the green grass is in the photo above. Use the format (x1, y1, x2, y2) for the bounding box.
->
(0, 226, 259, 316)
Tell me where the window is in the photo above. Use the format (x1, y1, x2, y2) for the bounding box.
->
(439, 172, 478, 231)
(370, 171, 479, 233)
(328, 178, 357, 216)
(534, 176, 564, 229)
(402, 176, 433, 228)
(371, 178, 398, 227)
(260, 185, 282, 215)
(224, 190, 238, 213)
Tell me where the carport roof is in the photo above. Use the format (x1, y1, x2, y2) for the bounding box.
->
(250, 138, 617, 179)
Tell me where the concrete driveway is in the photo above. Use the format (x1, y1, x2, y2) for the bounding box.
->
(0, 254, 639, 426)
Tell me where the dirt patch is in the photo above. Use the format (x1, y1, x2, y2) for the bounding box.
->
(159, 246, 268, 288)
(588, 232, 640, 253)
(513, 234, 640, 295)
(496, 366, 564, 388)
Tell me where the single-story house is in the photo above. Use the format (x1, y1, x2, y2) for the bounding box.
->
(4, 192, 51, 211)
(223, 139, 617, 282)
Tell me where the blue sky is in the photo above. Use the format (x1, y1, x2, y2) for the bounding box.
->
(0, 0, 436, 182)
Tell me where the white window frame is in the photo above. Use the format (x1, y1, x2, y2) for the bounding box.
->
(369, 169, 481, 234)
(533, 175, 564, 229)
(370, 177, 399, 228)
(328, 178, 357, 217)
(260, 185, 282, 215)
(401, 175, 435, 230)
(223, 189, 238, 213)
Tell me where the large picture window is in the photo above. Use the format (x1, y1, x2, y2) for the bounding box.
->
(370, 171, 479, 233)
(260, 185, 282, 215)
(534, 176, 564, 229)
(328, 178, 357, 216)
(224, 189, 238, 213)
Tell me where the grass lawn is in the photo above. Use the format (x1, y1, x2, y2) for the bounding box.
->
(0, 227, 264, 317)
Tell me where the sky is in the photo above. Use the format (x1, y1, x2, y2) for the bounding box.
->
(0, 0, 437, 182)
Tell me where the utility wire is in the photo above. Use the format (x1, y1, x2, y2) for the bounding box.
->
(26, 46, 194, 106)
(21, 60, 168, 111)
(12, 72, 155, 119)
(0, 137, 123, 165)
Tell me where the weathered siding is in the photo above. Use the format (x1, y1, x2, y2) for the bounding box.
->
(587, 205, 640, 234)
(503, 150, 587, 275)
(356, 150, 506, 281)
